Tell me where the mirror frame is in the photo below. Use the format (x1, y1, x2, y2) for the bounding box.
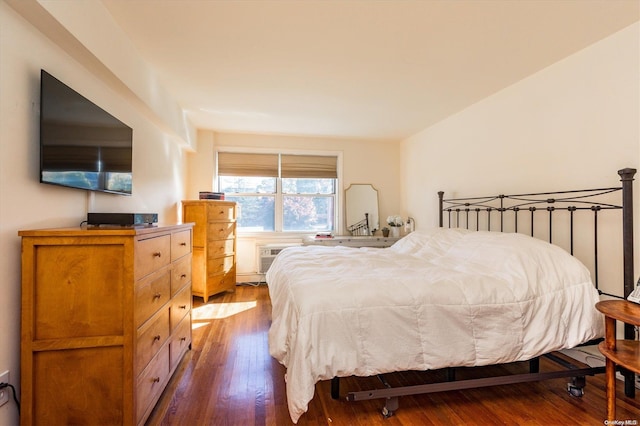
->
(345, 184, 380, 235)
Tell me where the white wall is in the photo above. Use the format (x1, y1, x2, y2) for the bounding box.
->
(187, 130, 401, 279)
(186, 130, 217, 200)
(0, 3, 192, 424)
(401, 22, 640, 297)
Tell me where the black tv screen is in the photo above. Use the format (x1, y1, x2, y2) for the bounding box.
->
(40, 70, 133, 195)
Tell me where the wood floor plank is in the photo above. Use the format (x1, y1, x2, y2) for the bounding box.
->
(147, 284, 640, 425)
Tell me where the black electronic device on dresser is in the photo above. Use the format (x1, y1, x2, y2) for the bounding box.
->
(87, 212, 158, 226)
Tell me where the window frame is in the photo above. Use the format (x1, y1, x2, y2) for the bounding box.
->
(215, 148, 343, 236)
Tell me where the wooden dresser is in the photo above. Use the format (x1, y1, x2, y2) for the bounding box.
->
(182, 200, 237, 301)
(19, 223, 193, 426)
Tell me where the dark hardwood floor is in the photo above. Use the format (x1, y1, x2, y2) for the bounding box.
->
(147, 284, 640, 425)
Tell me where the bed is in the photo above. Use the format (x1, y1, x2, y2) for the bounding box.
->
(267, 168, 636, 424)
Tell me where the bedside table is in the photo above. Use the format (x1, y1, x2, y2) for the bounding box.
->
(595, 300, 640, 421)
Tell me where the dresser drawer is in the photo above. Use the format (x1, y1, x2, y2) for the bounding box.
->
(207, 222, 235, 240)
(136, 346, 170, 424)
(171, 254, 192, 296)
(208, 266, 236, 291)
(135, 269, 171, 327)
(170, 284, 191, 330)
(207, 254, 235, 274)
(170, 315, 191, 370)
(207, 204, 235, 221)
(171, 229, 192, 261)
(206, 238, 235, 257)
(135, 308, 170, 376)
(136, 235, 171, 279)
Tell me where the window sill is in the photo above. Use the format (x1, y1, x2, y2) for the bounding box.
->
(237, 231, 319, 239)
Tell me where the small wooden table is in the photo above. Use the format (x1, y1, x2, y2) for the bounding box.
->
(595, 300, 640, 421)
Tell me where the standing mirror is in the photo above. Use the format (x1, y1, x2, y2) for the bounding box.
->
(345, 184, 379, 235)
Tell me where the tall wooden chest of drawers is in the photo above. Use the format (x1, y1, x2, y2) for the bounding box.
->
(182, 200, 237, 301)
(19, 223, 193, 426)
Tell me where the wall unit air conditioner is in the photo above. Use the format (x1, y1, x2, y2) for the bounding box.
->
(257, 244, 301, 274)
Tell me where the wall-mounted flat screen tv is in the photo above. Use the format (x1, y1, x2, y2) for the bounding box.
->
(40, 69, 133, 195)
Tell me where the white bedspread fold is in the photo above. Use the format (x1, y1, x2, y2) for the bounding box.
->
(267, 228, 604, 423)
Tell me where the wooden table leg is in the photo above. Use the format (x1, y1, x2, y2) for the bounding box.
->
(605, 357, 616, 421)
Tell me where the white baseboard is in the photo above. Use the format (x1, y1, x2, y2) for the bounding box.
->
(237, 273, 267, 284)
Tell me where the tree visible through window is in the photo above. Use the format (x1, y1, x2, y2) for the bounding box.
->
(217, 153, 338, 233)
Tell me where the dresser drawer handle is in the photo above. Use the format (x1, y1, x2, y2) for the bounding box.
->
(153, 293, 162, 300)
(180, 337, 187, 342)
(179, 304, 187, 309)
(181, 274, 187, 279)
(153, 252, 162, 258)
(180, 242, 187, 246)
(152, 377, 160, 383)
(153, 335, 161, 342)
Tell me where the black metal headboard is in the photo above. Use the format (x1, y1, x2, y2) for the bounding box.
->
(438, 168, 636, 301)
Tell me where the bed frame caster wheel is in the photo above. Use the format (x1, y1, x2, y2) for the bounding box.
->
(381, 397, 398, 418)
(381, 406, 395, 419)
(567, 384, 584, 397)
(567, 376, 586, 397)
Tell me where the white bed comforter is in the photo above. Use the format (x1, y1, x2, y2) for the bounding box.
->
(266, 228, 604, 423)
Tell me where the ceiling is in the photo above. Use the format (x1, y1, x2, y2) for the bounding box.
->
(100, 0, 639, 141)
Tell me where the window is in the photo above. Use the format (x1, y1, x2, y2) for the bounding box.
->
(217, 152, 338, 233)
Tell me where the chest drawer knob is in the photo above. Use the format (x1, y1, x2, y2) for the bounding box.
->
(152, 377, 160, 383)
(153, 293, 162, 300)
(153, 334, 161, 342)
(178, 304, 187, 310)
(153, 252, 162, 258)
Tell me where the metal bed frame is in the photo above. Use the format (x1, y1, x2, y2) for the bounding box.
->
(347, 212, 371, 236)
(331, 168, 636, 418)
